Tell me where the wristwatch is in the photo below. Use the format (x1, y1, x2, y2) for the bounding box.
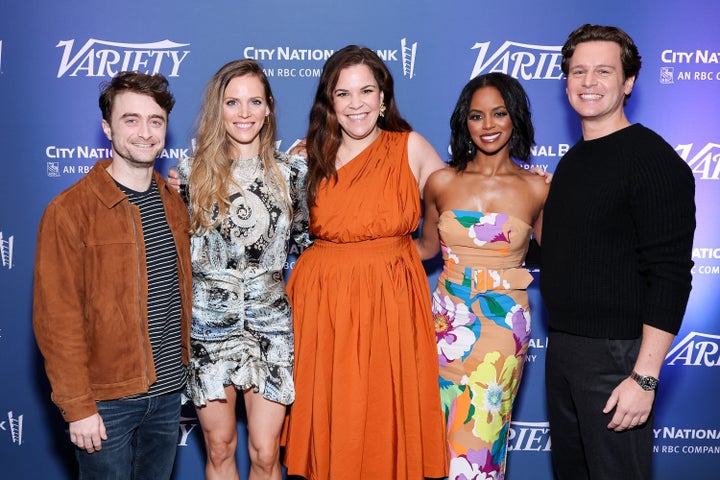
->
(630, 371, 658, 391)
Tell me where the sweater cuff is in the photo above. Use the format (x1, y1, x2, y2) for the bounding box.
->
(642, 302, 688, 336)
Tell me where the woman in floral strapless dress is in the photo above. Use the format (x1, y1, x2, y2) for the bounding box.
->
(416, 72, 549, 479)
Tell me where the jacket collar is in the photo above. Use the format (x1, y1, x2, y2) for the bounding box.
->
(87, 159, 172, 208)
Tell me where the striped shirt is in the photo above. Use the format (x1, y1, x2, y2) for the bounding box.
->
(118, 179, 186, 396)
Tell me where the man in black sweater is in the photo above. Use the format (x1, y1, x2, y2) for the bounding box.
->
(540, 24, 695, 480)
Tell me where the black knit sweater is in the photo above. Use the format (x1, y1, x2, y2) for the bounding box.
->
(540, 124, 695, 339)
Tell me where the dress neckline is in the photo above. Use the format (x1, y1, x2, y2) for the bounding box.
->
(441, 209, 533, 229)
(336, 129, 386, 172)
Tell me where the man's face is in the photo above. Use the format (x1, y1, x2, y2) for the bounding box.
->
(101, 91, 167, 168)
(565, 41, 635, 127)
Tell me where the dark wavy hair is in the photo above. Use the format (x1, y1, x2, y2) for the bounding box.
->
(561, 24, 642, 89)
(449, 72, 534, 171)
(99, 71, 175, 122)
(305, 45, 411, 205)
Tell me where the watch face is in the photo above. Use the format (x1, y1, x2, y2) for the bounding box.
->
(633, 372, 658, 391)
(641, 377, 657, 390)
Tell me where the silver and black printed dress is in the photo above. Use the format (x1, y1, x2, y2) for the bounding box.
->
(178, 151, 310, 406)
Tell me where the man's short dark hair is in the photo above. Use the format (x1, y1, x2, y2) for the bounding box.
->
(561, 24, 642, 83)
(98, 71, 175, 122)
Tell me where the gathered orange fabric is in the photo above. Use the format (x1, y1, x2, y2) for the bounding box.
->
(283, 130, 448, 479)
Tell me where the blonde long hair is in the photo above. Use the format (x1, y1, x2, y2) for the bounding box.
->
(188, 59, 290, 233)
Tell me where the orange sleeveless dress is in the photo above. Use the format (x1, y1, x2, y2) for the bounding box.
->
(283, 130, 448, 479)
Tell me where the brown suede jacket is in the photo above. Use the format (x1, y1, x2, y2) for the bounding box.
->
(33, 159, 192, 422)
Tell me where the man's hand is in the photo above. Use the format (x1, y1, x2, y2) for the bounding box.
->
(288, 139, 307, 157)
(167, 167, 181, 192)
(69, 413, 107, 453)
(529, 166, 553, 184)
(603, 377, 655, 431)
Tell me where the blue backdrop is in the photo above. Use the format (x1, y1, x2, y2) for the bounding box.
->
(1, 1, 718, 478)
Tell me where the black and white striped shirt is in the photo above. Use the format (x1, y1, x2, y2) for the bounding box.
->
(118, 179, 186, 397)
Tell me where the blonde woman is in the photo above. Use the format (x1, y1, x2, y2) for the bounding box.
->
(177, 59, 309, 480)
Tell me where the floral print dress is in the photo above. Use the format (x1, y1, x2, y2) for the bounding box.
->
(433, 210, 534, 479)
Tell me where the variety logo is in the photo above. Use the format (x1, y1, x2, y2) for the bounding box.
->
(0, 231, 14, 270)
(178, 415, 199, 447)
(675, 143, 720, 180)
(0, 411, 23, 446)
(659, 49, 720, 83)
(665, 331, 720, 367)
(469, 41, 563, 80)
(56, 39, 190, 78)
(245, 38, 418, 79)
(508, 421, 551, 451)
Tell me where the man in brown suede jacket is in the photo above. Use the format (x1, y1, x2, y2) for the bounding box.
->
(33, 71, 191, 479)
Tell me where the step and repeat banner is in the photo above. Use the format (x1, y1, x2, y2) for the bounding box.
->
(1, 1, 718, 478)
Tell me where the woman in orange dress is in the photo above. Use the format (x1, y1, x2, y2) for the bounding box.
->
(282, 45, 448, 480)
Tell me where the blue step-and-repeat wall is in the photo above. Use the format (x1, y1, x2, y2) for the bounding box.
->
(1, 1, 718, 478)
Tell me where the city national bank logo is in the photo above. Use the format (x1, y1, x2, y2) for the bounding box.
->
(400, 38, 417, 79)
(45, 145, 190, 176)
(665, 331, 720, 367)
(660, 49, 720, 82)
(56, 39, 190, 78)
(0, 231, 14, 270)
(660, 67, 674, 84)
(675, 142, 720, 180)
(0, 411, 23, 446)
(245, 38, 417, 79)
(691, 247, 720, 276)
(653, 425, 720, 455)
(469, 41, 563, 80)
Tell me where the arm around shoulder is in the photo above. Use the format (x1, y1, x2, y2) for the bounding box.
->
(407, 131, 446, 196)
(414, 169, 447, 260)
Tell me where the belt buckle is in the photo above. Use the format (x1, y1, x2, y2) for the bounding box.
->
(473, 267, 488, 293)
(474, 267, 505, 293)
